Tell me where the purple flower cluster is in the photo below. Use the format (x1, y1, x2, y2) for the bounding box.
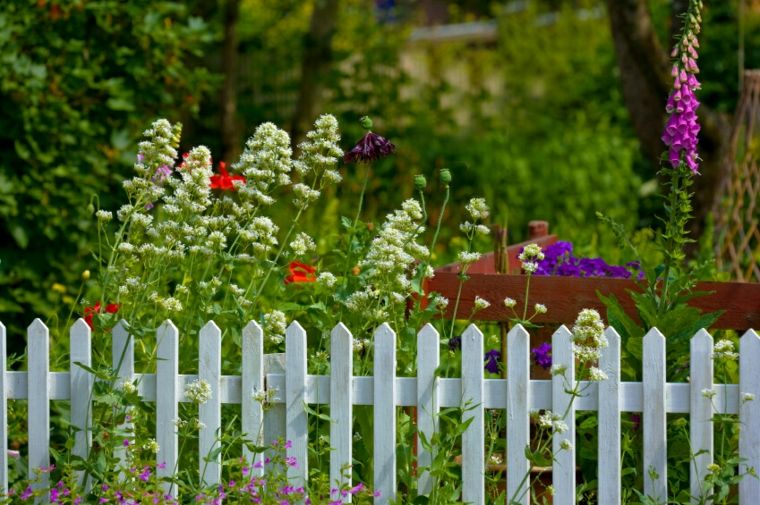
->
(531, 342, 552, 369)
(534, 241, 641, 279)
(484, 349, 502, 374)
(343, 131, 395, 163)
(661, 8, 702, 173)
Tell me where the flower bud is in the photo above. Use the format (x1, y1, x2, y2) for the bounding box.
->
(82, 270, 91, 281)
(414, 174, 427, 191)
(359, 116, 373, 130)
(439, 168, 452, 184)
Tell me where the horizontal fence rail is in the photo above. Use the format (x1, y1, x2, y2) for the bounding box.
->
(0, 319, 758, 505)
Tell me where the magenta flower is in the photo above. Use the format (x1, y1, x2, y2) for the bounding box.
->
(484, 349, 502, 374)
(531, 342, 552, 369)
(344, 131, 395, 163)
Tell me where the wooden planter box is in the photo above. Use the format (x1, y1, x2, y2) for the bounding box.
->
(429, 224, 760, 331)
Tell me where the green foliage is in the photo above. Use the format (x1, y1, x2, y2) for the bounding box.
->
(0, 0, 215, 342)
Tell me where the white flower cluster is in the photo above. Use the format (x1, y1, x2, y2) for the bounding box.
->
(317, 272, 337, 288)
(536, 410, 568, 434)
(263, 310, 287, 345)
(465, 198, 490, 221)
(234, 122, 293, 206)
(289, 232, 316, 256)
(571, 308, 608, 365)
(346, 199, 430, 322)
(713, 339, 738, 361)
(518, 243, 545, 274)
(292, 115, 344, 209)
(474, 296, 491, 311)
(185, 379, 212, 405)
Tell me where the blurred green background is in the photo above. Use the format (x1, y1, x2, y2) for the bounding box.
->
(1, 0, 758, 339)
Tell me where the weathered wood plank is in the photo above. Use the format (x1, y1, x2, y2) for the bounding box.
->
(740, 329, 760, 504)
(506, 324, 530, 505)
(598, 327, 621, 505)
(461, 324, 485, 505)
(27, 319, 50, 493)
(156, 320, 179, 496)
(643, 328, 667, 502)
(70, 319, 92, 487)
(690, 330, 714, 503)
(199, 321, 222, 486)
(330, 323, 353, 502)
(416, 323, 440, 496)
(285, 321, 308, 489)
(242, 321, 264, 473)
(374, 323, 396, 505)
(552, 325, 575, 505)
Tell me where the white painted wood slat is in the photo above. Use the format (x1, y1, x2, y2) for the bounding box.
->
(112, 320, 134, 469)
(285, 321, 308, 489)
(598, 327, 621, 505)
(242, 321, 264, 473)
(156, 320, 179, 496)
(416, 323, 439, 497)
(461, 324, 485, 505)
(740, 329, 760, 505)
(690, 329, 714, 503)
(330, 323, 353, 502)
(374, 323, 396, 505)
(0, 322, 7, 493)
(199, 321, 222, 486)
(552, 325, 575, 505)
(643, 328, 667, 502)
(506, 324, 530, 505)
(27, 319, 50, 493)
(70, 319, 93, 487)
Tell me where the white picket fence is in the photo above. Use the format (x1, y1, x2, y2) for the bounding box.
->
(1, 318, 759, 505)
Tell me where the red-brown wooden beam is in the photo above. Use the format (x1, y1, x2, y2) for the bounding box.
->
(427, 272, 760, 331)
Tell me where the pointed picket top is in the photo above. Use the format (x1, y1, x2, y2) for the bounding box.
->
(27, 318, 47, 335)
(740, 328, 760, 345)
(112, 319, 130, 339)
(602, 327, 622, 381)
(643, 326, 666, 343)
(332, 322, 353, 340)
(243, 320, 263, 337)
(286, 320, 306, 339)
(71, 318, 91, 335)
(418, 323, 439, 342)
(507, 323, 530, 341)
(552, 323, 572, 341)
(692, 328, 713, 345)
(374, 322, 395, 342)
(462, 322, 484, 343)
(200, 320, 221, 337)
(158, 319, 178, 335)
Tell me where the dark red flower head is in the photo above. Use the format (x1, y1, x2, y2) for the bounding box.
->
(210, 161, 246, 191)
(344, 131, 396, 163)
(83, 301, 119, 329)
(284, 261, 317, 284)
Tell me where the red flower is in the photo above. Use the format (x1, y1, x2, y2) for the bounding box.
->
(284, 261, 317, 284)
(83, 301, 119, 330)
(210, 161, 246, 191)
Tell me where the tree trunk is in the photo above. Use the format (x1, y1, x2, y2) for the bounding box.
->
(605, 0, 731, 242)
(290, 0, 340, 143)
(221, 0, 241, 163)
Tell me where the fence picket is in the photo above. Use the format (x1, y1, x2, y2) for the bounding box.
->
(156, 320, 179, 496)
(374, 323, 396, 505)
(552, 325, 575, 505)
(112, 320, 134, 469)
(70, 319, 93, 486)
(740, 329, 760, 504)
(0, 322, 7, 493)
(598, 327, 621, 505)
(28, 318, 50, 494)
(330, 323, 353, 501)
(461, 323, 484, 505)
(643, 328, 667, 502)
(506, 324, 530, 505)
(199, 321, 222, 486)
(285, 321, 308, 489)
(690, 329, 714, 503)
(416, 323, 440, 496)
(242, 321, 264, 473)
